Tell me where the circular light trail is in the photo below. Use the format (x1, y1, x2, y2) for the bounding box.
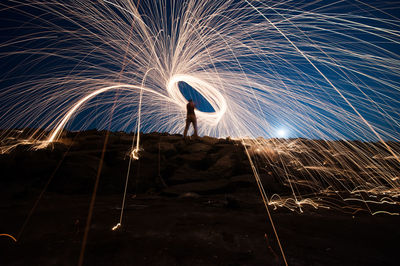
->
(167, 74, 227, 126)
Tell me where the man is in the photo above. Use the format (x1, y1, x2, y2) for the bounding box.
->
(183, 99, 198, 138)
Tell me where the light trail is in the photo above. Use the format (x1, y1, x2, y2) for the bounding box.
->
(0, 234, 17, 242)
(45, 84, 168, 143)
(242, 140, 288, 266)
(167, 74, 227, 125)
(244, 0, 400, 165)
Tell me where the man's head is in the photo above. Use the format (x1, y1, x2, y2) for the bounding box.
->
(188, 99, 193, 102)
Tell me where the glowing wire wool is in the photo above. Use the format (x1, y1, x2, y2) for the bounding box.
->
(42, 74, 227, 147)
(167, 74, 227, 125)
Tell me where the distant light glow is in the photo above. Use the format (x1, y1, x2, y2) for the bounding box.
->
(277, 128, 287, 138)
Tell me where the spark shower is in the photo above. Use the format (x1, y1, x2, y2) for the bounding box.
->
(1, 1, 400, 213)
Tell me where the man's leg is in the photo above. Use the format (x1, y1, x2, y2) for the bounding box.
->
(183, 118, 190, 137)
(192, 116, 198, 137)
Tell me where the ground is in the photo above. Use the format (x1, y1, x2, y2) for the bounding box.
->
(0, 130, 399, 265)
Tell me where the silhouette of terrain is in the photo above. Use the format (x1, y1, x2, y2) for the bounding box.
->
(0, 130, 399, 265)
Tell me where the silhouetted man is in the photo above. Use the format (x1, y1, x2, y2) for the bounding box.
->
(183, 99, 198, 138)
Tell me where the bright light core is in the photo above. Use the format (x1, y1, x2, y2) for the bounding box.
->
(277, 128, 287, 138)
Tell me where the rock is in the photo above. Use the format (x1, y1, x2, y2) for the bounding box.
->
(168, 164, 212, 184)
(44, 142, 69, 153)
(210, 154, 235, 176)
(158, 142, 176, 154)
(51, 153, 100, 193)
(230, 175, 254, 187)
(119, 135, 135, 144)
(162, 179, 232, 195)
(178, 192, 200, 198)
(175, 152, 209, 170)
(201, 136, 220, 145)
(224, 195, 240, 209)
(186, 142, 212, 153)
(162, 135, 184, 143)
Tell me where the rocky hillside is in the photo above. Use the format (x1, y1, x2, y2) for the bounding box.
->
(1, 130, 399, 266)
(0, 131, 259, 197)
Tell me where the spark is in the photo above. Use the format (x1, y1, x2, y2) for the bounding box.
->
(131, 148, 140, 160)
(112, 223, 121, 231)
(372, 211, 400, 216)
